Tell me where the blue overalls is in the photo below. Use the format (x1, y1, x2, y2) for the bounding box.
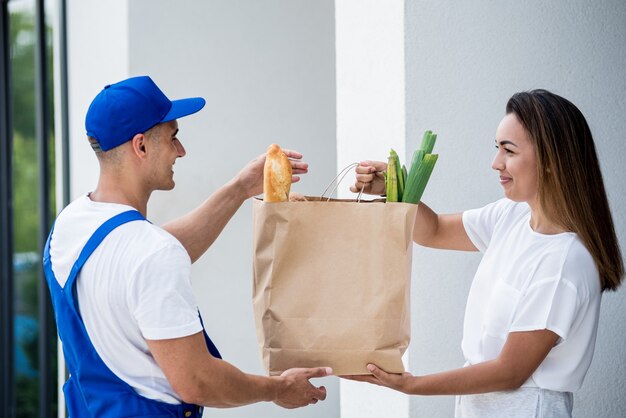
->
(43, 210, 222, 417)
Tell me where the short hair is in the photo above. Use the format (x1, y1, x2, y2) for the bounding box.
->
(88, 136, 123, 164)
(87, 123, 164, 164)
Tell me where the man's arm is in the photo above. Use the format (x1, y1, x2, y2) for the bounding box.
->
(163, 150, 308, 263)
(146, 332, 330, 408)
(162, 176, 248, 264)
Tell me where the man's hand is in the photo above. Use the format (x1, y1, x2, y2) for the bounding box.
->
(273, 367, 333, 409)
(342, 364, 413, 394)
(164, 147, 308, 262)
(349, 161, 387, 196)
(235, 148, 309, 199)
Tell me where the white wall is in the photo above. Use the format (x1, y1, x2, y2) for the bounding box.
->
(335, 1, 410, 417)
(66, 0, 129, 197)
(404, 1, 626, 417)
(66, 1, 338, 417)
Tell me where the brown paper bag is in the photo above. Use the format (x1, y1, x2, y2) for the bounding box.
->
(252, 197, 417, 375)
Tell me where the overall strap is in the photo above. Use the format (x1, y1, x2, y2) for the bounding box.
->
(198, 311, 222, 359)
(64, 210, 145, 310)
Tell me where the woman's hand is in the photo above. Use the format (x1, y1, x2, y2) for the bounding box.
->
(349, 161, 387, 196)
(342, 364, 414, 394)
(343, 329, 559, 396)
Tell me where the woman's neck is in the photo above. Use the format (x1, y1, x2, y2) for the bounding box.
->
(527, 199, 567, 235)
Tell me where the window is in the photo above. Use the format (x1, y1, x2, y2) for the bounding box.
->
(1, 0, 66, 416)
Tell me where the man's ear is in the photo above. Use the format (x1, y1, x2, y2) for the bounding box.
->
(130, 133, 148, 159)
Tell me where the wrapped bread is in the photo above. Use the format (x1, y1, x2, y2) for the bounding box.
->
(263, 144, 292, 202)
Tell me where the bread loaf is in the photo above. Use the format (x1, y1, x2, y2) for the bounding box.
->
(263, 144, 292, 202)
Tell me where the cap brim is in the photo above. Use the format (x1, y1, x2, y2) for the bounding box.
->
(161, 97, 206, 123)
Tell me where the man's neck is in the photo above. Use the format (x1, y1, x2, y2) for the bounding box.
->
(89, 178, 150, 217)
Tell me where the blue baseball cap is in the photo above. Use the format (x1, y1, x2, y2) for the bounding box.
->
(85, 75, 205, 151)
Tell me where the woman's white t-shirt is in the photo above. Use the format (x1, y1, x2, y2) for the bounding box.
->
(49, 194, 203, 404)
(461, 198, 601, 392)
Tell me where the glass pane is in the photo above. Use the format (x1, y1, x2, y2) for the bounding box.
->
(45, 1, 59, 416)
(9, 0, 57, 416)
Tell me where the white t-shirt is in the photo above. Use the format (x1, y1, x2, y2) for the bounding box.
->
(49, 194, 203, 404)
(461, 198, 601, 392)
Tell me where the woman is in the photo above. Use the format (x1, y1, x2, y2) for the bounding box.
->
(348, 90, 624, 417)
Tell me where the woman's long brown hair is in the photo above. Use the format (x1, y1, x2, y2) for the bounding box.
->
(506, 90, 624, 291)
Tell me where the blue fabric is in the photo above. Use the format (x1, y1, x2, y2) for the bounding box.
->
(43, 209, 221, 417)
(85, 75, 205, 151)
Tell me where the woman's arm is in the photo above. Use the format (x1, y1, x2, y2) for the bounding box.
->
(345, 329, 559, 395)
(412, 203, 477, 251)
(351, 161, 477, 251)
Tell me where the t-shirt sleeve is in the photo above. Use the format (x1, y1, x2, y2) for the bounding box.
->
(462, 198, 512, 252)
(509, 276, 579, 340)
(127, 243, 203, 340)
(509, 241, 598, 341)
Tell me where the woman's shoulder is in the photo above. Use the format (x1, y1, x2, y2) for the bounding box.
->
(561, 236, 601, 296)
(465, 198, 527, 223)
(481, 198, 528, 216)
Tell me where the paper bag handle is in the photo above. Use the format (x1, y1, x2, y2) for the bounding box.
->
(320, 163, 366, 202)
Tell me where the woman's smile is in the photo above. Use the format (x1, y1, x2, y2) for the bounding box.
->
(499, 175, 512, 186)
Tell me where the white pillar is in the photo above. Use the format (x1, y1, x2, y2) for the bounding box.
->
(66, 0, 130, 198)
(60, 1, 130, 414)
(335, 1, 409, 417)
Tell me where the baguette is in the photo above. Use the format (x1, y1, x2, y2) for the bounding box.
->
(263, 144, 292, 202)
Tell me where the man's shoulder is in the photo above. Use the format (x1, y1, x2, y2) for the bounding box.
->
(54, 195, 182, 251)
(122, 220, 181, 249)
(50, 196, 190, 287)
(56, 194, 137, 224)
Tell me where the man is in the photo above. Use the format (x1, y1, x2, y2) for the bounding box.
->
(44, 75, 331, 417)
